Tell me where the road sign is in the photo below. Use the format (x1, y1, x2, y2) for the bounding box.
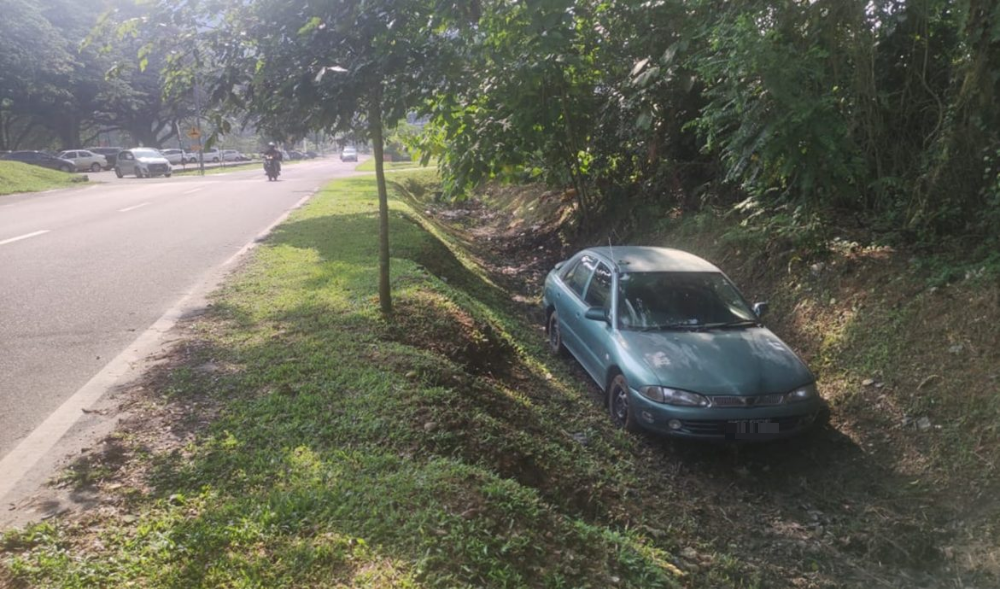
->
(188, 144, 201, 151)
(186, 127, 201, 140)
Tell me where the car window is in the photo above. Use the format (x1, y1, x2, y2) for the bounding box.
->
(61, 151, 74, 158)
(617, 271, 756, 329)
(562, 254, 596, 298)
(584, 262, 613, 310)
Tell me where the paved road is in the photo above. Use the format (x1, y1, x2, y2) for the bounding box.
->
(0, 158, 359, 459)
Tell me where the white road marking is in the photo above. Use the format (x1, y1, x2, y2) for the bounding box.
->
(0, 230, 50, 246)
(118, 203, 150, 213)
(182, 187, 204, 194)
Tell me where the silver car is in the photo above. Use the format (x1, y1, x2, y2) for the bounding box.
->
(159, 149, 187, 165)
(58, 150, 109, 172)
(114, 148, 173, 178)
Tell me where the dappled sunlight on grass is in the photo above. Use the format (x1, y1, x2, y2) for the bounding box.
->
(2, 172, 689, 588)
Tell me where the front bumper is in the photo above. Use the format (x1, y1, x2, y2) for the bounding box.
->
(630, 387, 824, 441)
(145, 163, 171, 176)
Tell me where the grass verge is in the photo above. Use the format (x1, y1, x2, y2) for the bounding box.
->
(0, 161, 83, 195)
(355, 158, 435, 172)
(0, 173, 738, 588)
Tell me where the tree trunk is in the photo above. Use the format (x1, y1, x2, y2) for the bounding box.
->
(369, 95, 393, 316)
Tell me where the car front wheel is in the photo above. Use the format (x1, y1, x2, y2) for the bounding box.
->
(114, 167, 123, 178)
(608, 374, 641, 433)
(90, 163, 102, 172)
(60, 164, 73, 173)
(547, 311, 567, 357)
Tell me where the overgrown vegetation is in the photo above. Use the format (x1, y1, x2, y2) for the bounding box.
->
(412, 0, 1000, 251)
(0, 161, 82, 195)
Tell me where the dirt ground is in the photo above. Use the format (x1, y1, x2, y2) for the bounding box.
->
(419, 193, 999, 589)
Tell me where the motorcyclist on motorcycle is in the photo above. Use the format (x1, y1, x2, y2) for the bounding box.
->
(263, 142, 283, 175)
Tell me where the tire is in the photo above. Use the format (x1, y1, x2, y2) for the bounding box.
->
(114, 167, 123, 178)
(608, 374, 641, 433)
(547, 310, 568, 357)
(135, 167, 144, 178)
(212, 157, 219, 163)
(165, 173, 172, 178)
(90, 163, 101, 172)
(60, 164, 73, 173)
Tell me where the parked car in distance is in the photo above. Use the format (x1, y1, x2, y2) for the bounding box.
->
(220, 149, 242, 162)
(159, 149, 188, 166)
(543, 246, 824, 441)
(114, 148, 172, 178)
(86, 147, 123, 168)
(340, 146, 358, 162)
(201, 148, 221, 162)
(305, 151, 319, 159)
(57, 150, 108, 172)
(1, 150, 76, 173)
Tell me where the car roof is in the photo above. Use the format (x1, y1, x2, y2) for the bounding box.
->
(585, 246, 721, 273)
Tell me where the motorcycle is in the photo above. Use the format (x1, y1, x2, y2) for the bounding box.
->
(263, 155, 280, 181)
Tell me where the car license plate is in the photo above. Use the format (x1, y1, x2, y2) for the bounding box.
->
(726, 419, 779, 438)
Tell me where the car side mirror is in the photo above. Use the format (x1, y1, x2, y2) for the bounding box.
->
(553, 261, 565, 271)
(753, 302, 769, 318)
(584, 307, 609, 323)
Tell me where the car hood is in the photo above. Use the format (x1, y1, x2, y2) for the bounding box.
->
(619, 327, 813, 396)
(137, 156, 169, 165)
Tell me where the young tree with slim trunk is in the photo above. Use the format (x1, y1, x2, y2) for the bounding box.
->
(141, 0, 463, 315)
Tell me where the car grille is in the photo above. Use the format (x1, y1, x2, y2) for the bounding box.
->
(679, 415, 806, 436)
(149, 164, 169, 174)
(710, 394, 784, 408)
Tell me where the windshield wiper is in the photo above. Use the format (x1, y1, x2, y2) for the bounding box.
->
(638, 322, 702, 331)
(698, 319, 759, 330)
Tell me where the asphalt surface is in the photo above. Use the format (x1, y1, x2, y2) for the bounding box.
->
(0, 158, 359, 459)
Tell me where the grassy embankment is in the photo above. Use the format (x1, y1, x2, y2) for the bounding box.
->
(612, 202, 1000, 581)
(437, 183, 1000, 585)
(1, 172, 751, 588)
(0, 161, 83, 196)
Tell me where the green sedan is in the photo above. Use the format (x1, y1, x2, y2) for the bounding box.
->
(542, 246, 824, 440)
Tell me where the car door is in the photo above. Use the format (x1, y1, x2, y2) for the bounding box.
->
(576, 261, 615, 382)
(117, 152, 134, 174)
(557, 254, 598, 364)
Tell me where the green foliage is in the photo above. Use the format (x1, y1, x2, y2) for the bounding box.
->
(691, 2, 862, 207)
(406, 0, 1000, 252)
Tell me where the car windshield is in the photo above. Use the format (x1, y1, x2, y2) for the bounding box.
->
(617, 271, 756, 330)
(133, 149, 161, 158)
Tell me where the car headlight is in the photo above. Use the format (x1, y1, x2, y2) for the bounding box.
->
(785, 383, 818, 403)
(640, 386, 710, 407)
